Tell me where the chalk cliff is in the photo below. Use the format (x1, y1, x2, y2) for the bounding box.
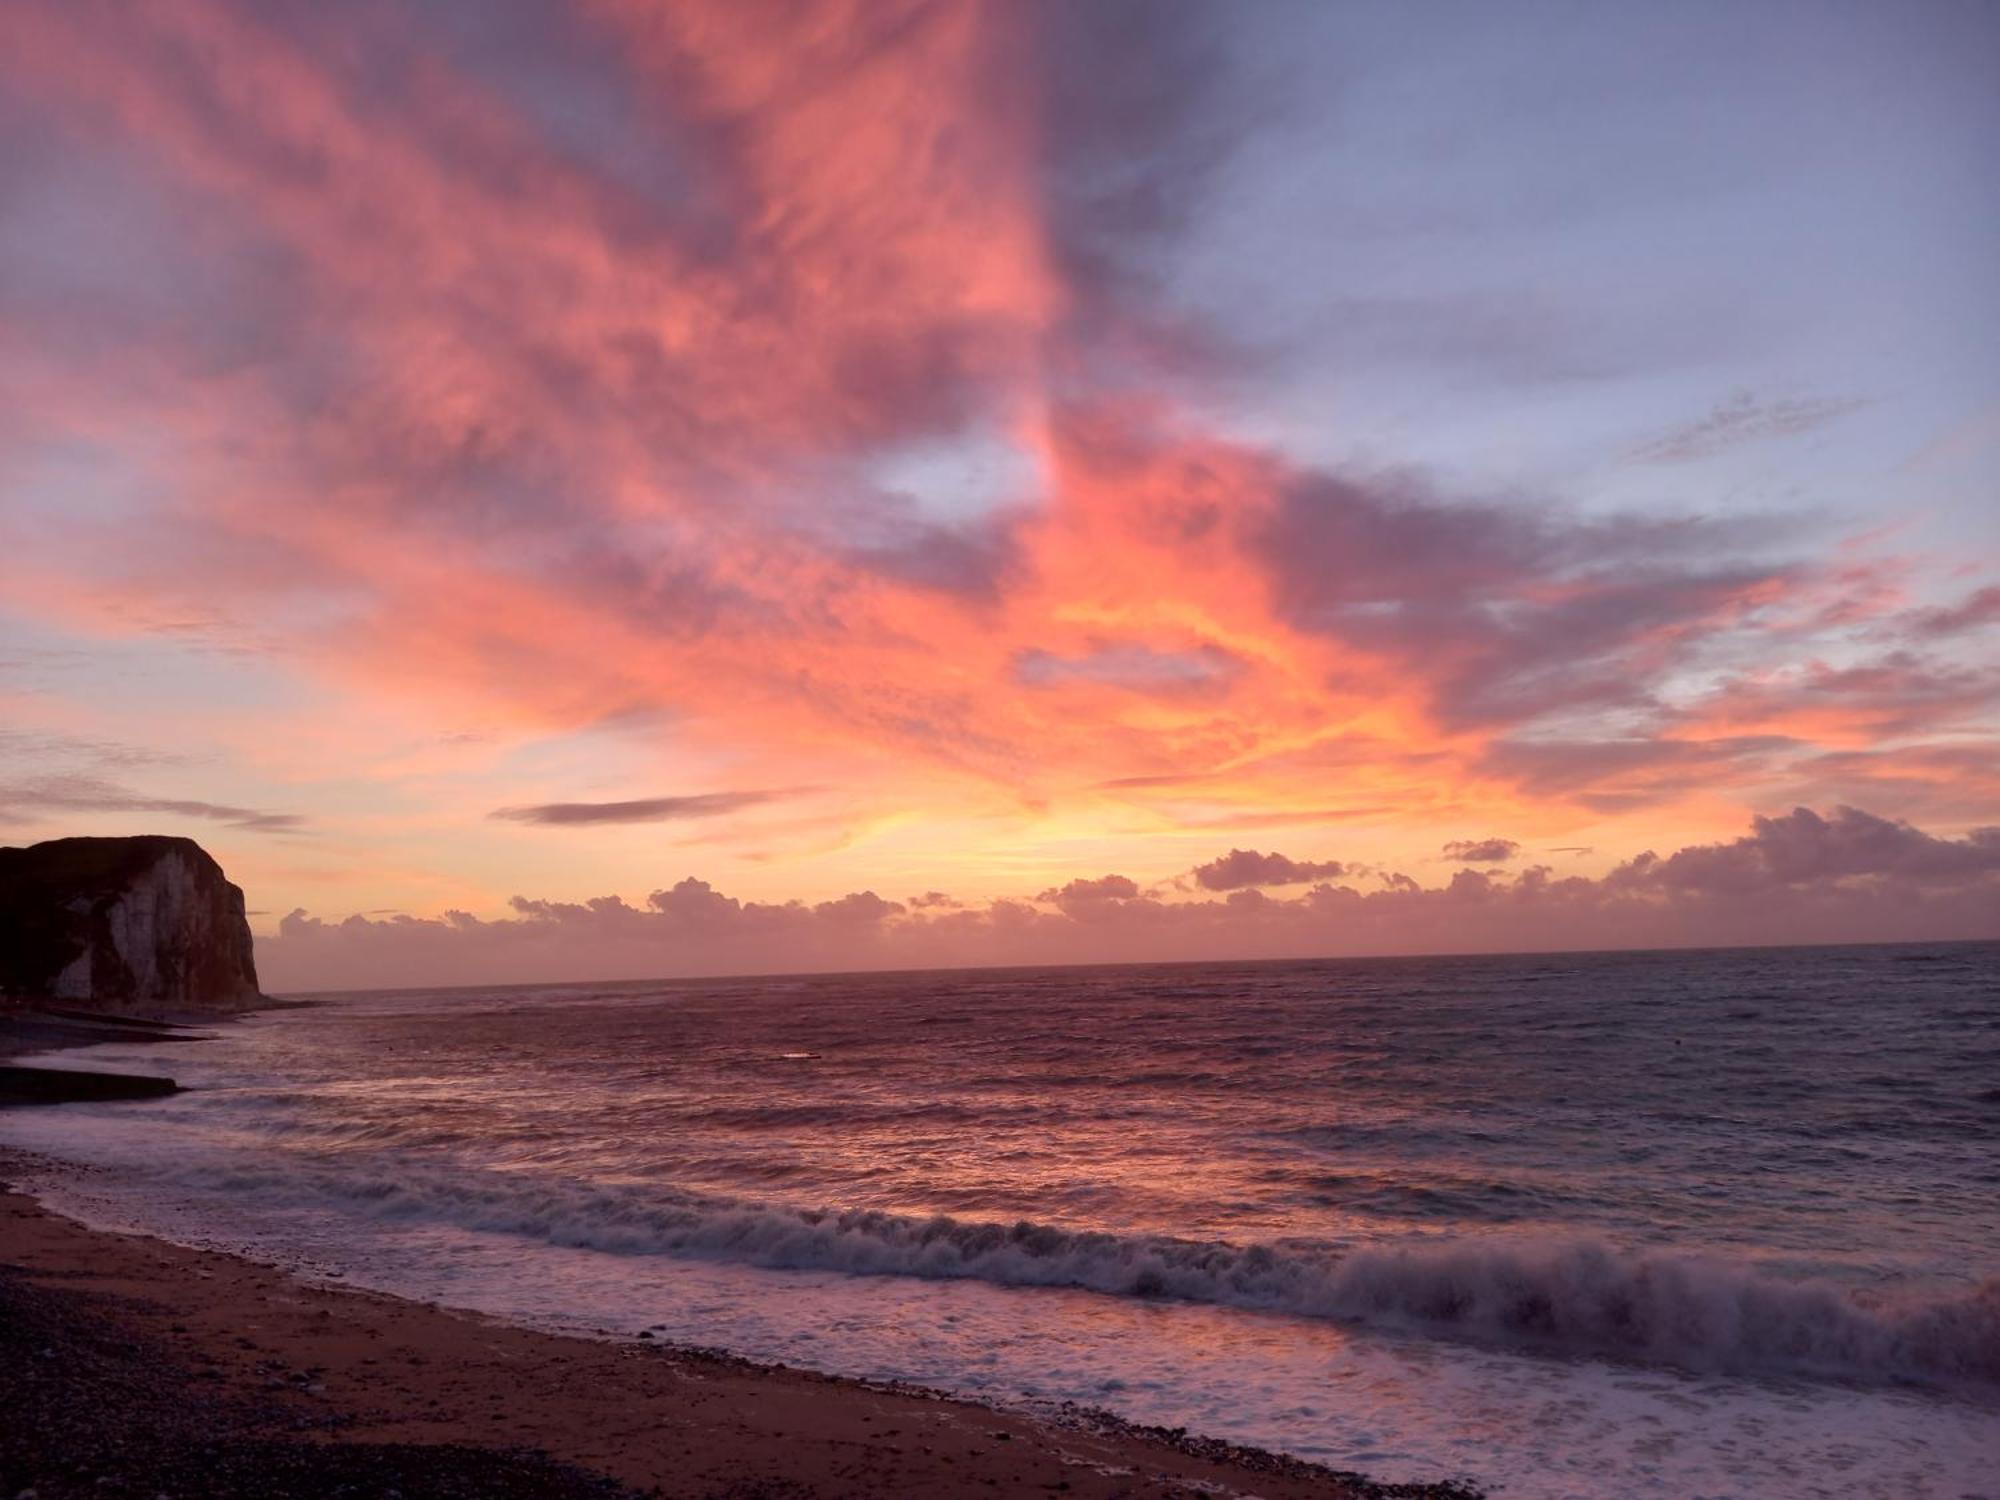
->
(0, 836, 264, 1014)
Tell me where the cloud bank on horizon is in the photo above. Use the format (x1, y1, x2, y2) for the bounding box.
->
(265, 806, 2000, 990)
(0, 1, 1994, 978)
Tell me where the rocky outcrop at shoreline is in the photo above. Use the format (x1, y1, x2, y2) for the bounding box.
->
(0, 1065, 180, 1105)
(0, 835, 264, 1015)
(0, 1008, 204, 1107)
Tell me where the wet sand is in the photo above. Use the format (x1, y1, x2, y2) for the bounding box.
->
(0, 1154, 1478, 1498)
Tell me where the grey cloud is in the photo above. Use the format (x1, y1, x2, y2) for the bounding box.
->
(845, 514, 1023, 601)
(812, 891, 906, 925)
(1895, 586, 2000, 641)
(1254, 466, 1797, 732)
(1192, 848, 1346, 890)
(1037, 874, 1142, 908)
(1035, 0, 1257, 367)
(1707, 652, 2000, 738)
(1479, 736, 1799, 813)
(1443, 838, 1520, 864)
(1783, 743, 2000, 824)
(1610, 805, 2000, 895)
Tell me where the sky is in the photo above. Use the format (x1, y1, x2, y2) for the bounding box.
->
(1, 0, 1996, 989)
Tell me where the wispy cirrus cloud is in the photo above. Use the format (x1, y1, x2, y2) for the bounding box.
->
(1630, 391, 1870, 465)
(0, 729, 186, 771)
(0, 775, 302, 833)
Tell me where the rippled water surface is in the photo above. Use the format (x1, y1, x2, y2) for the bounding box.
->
(6, 943, 1997, 1497)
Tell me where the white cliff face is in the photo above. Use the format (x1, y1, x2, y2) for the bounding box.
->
(101, 848, 207, 1003)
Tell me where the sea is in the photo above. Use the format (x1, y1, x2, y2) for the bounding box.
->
(4, 943, 1996, 1498)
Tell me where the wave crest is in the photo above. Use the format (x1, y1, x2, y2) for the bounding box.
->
(192, 1160, 1999, 1387)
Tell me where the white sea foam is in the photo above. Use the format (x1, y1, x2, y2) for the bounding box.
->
(171, 1155, 2000, 1387)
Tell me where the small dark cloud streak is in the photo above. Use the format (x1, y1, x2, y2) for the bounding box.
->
(0, 775, 302, 833)
(491, 790, 790, 827)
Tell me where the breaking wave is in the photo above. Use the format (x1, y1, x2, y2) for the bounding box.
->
(185, 1157, 1998, 1387)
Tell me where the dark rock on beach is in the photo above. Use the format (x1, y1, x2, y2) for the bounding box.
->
(0, 1065, 179, 1106)
(0, 835, 263, 1015)
(0, 1009, 206, 1104)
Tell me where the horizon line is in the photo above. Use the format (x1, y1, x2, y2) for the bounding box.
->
(267, 933, 1998, 1002)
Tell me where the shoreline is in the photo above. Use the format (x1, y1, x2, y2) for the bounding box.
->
(0, 1116, 1482, 1500)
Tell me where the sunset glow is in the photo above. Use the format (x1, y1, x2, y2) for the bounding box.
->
(2, 1, 1994, 985)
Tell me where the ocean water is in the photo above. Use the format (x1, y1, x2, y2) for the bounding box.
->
(5, 943, 1997, 1497)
